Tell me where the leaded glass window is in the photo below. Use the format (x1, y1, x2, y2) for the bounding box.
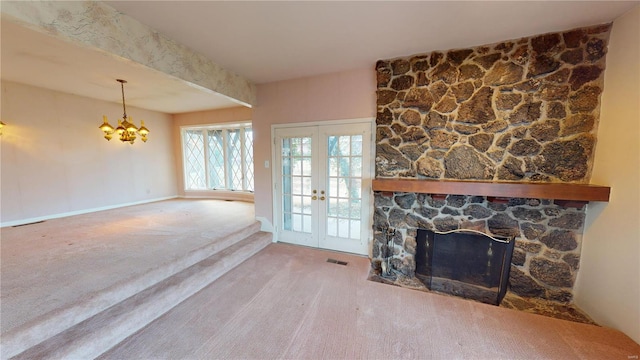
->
(182, 123, 254, 192)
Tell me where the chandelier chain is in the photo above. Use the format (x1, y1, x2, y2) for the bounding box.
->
(118, 79, 128, 121)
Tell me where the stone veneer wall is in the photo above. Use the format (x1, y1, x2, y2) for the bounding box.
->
(373, 24, 611, 303)
(373, 193, 585, 302)
(375, 24, 610, 182)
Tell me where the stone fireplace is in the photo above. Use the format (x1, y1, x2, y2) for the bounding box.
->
(371, 23, 611, 307)
(415, 228, 515, 305)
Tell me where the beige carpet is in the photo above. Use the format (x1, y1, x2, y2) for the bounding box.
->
(0, 199, 256, 344)
(102, 243, 640, 359)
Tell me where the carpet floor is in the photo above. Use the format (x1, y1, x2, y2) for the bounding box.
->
(0, 199, 256, 335)
(101, 243, 640, 359)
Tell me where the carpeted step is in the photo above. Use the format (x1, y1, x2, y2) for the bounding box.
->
(2, 222, 264, 360)
(11, 231, 273, 360)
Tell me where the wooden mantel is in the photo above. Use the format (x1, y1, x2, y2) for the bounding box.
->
(372, 178, 610, 202)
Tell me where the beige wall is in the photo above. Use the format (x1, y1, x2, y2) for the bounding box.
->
(575, 5, 640, 344)
(252, 67, 376, 227)
(172, 106, 253, 199)
(0, 81, 177, 225)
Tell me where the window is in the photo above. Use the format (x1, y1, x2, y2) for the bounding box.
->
(182, 123, 254, 192)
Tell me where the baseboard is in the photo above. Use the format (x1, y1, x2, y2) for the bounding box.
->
(0, 196, 178, 228)
(255, 217, 274, 237)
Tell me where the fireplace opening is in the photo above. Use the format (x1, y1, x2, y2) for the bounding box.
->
(415, 229, 514, 305)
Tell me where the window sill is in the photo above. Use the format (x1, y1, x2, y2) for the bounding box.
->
(182, 190, 254, 203)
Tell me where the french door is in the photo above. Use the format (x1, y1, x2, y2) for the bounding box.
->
(274, 122, 372, 255)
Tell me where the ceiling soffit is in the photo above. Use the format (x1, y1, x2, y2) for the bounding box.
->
(0, 1, 256, 108)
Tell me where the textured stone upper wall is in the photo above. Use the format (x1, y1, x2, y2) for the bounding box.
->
(375, 24, 611, 183)
(1, 1, 256, 106)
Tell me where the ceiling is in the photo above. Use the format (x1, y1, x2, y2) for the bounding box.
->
(0, 20, 242, 114)
(2, 1, 638, 114)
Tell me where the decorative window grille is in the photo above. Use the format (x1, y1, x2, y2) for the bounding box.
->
(182, 123, 254, 192)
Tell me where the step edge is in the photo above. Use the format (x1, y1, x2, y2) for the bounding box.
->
(13, 234, 272, 360)
(1, 222, 262, 359)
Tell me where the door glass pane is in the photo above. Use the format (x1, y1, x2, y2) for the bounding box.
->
(303, 215, 312, 233)
(351, 136, 362, 156)
(351, 157, 362, 178)
(326, 134, 364, 240)
(327, 217, 337, 237)
(302, 196, 312, 214)
(328, 198, 339, 217)
(292, 214, 302, 232)
(328, 158, 338, 176)
(350, 220, 361, 239)
(338, 218, 349, 238)
(282, 136, 313, 233)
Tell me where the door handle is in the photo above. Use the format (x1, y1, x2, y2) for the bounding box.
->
(320, 196, 325, 201)
(312, 195, 318, 200)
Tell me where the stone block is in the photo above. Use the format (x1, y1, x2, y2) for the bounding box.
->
(458, 65, 484, 82)
(404, 88, 434, 111)
(416, 156, 444, 178)
(585, 38, 606, 61)
(486, 61, 524, 85)
(463, 204, 493, 219)
(511, 248, 527, 266)
(391, 75, 415, 91)
(496, 92, 522, 110)
(391, 59, 410, 75)
(394, 193, 417, 209)
(377, 90, 397, 105)
(447, 49, 474, 65)
(548, 213, 585, 230)
(428, 129, 459, 149)
(487, 213, 520, 238)
(509, 139, 542, 156)
(530, 258, 574, 288)
(444, 145, 495, 180)
(530, 120, 560, 142)
(473, 53, 501, 69)
(540, 230, 578, 251)
(433, 216, 459, 231)
(469, 133, 494, 152)
(569, 65, 602, 90)
(509, 266, 546, 297)
(511, 207, 545, 222)
(569, 86, 602, 112)
(456, 87, 496, 124)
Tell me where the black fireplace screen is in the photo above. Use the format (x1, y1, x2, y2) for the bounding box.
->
(415, 229, 514, 305)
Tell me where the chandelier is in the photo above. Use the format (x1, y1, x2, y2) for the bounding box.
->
(99, 79, 149, 144)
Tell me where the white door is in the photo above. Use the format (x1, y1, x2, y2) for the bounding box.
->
(274, 122, 372, 255)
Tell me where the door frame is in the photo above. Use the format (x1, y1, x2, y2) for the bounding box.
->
(270, 118, 375, 255)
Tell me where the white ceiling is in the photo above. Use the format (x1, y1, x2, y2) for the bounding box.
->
(0, 20, 241, 114)
(2, 1, 638, 114)
(106, 1, 638, 84)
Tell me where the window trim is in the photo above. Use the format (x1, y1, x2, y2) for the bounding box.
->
(180, 122, 254, 201)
